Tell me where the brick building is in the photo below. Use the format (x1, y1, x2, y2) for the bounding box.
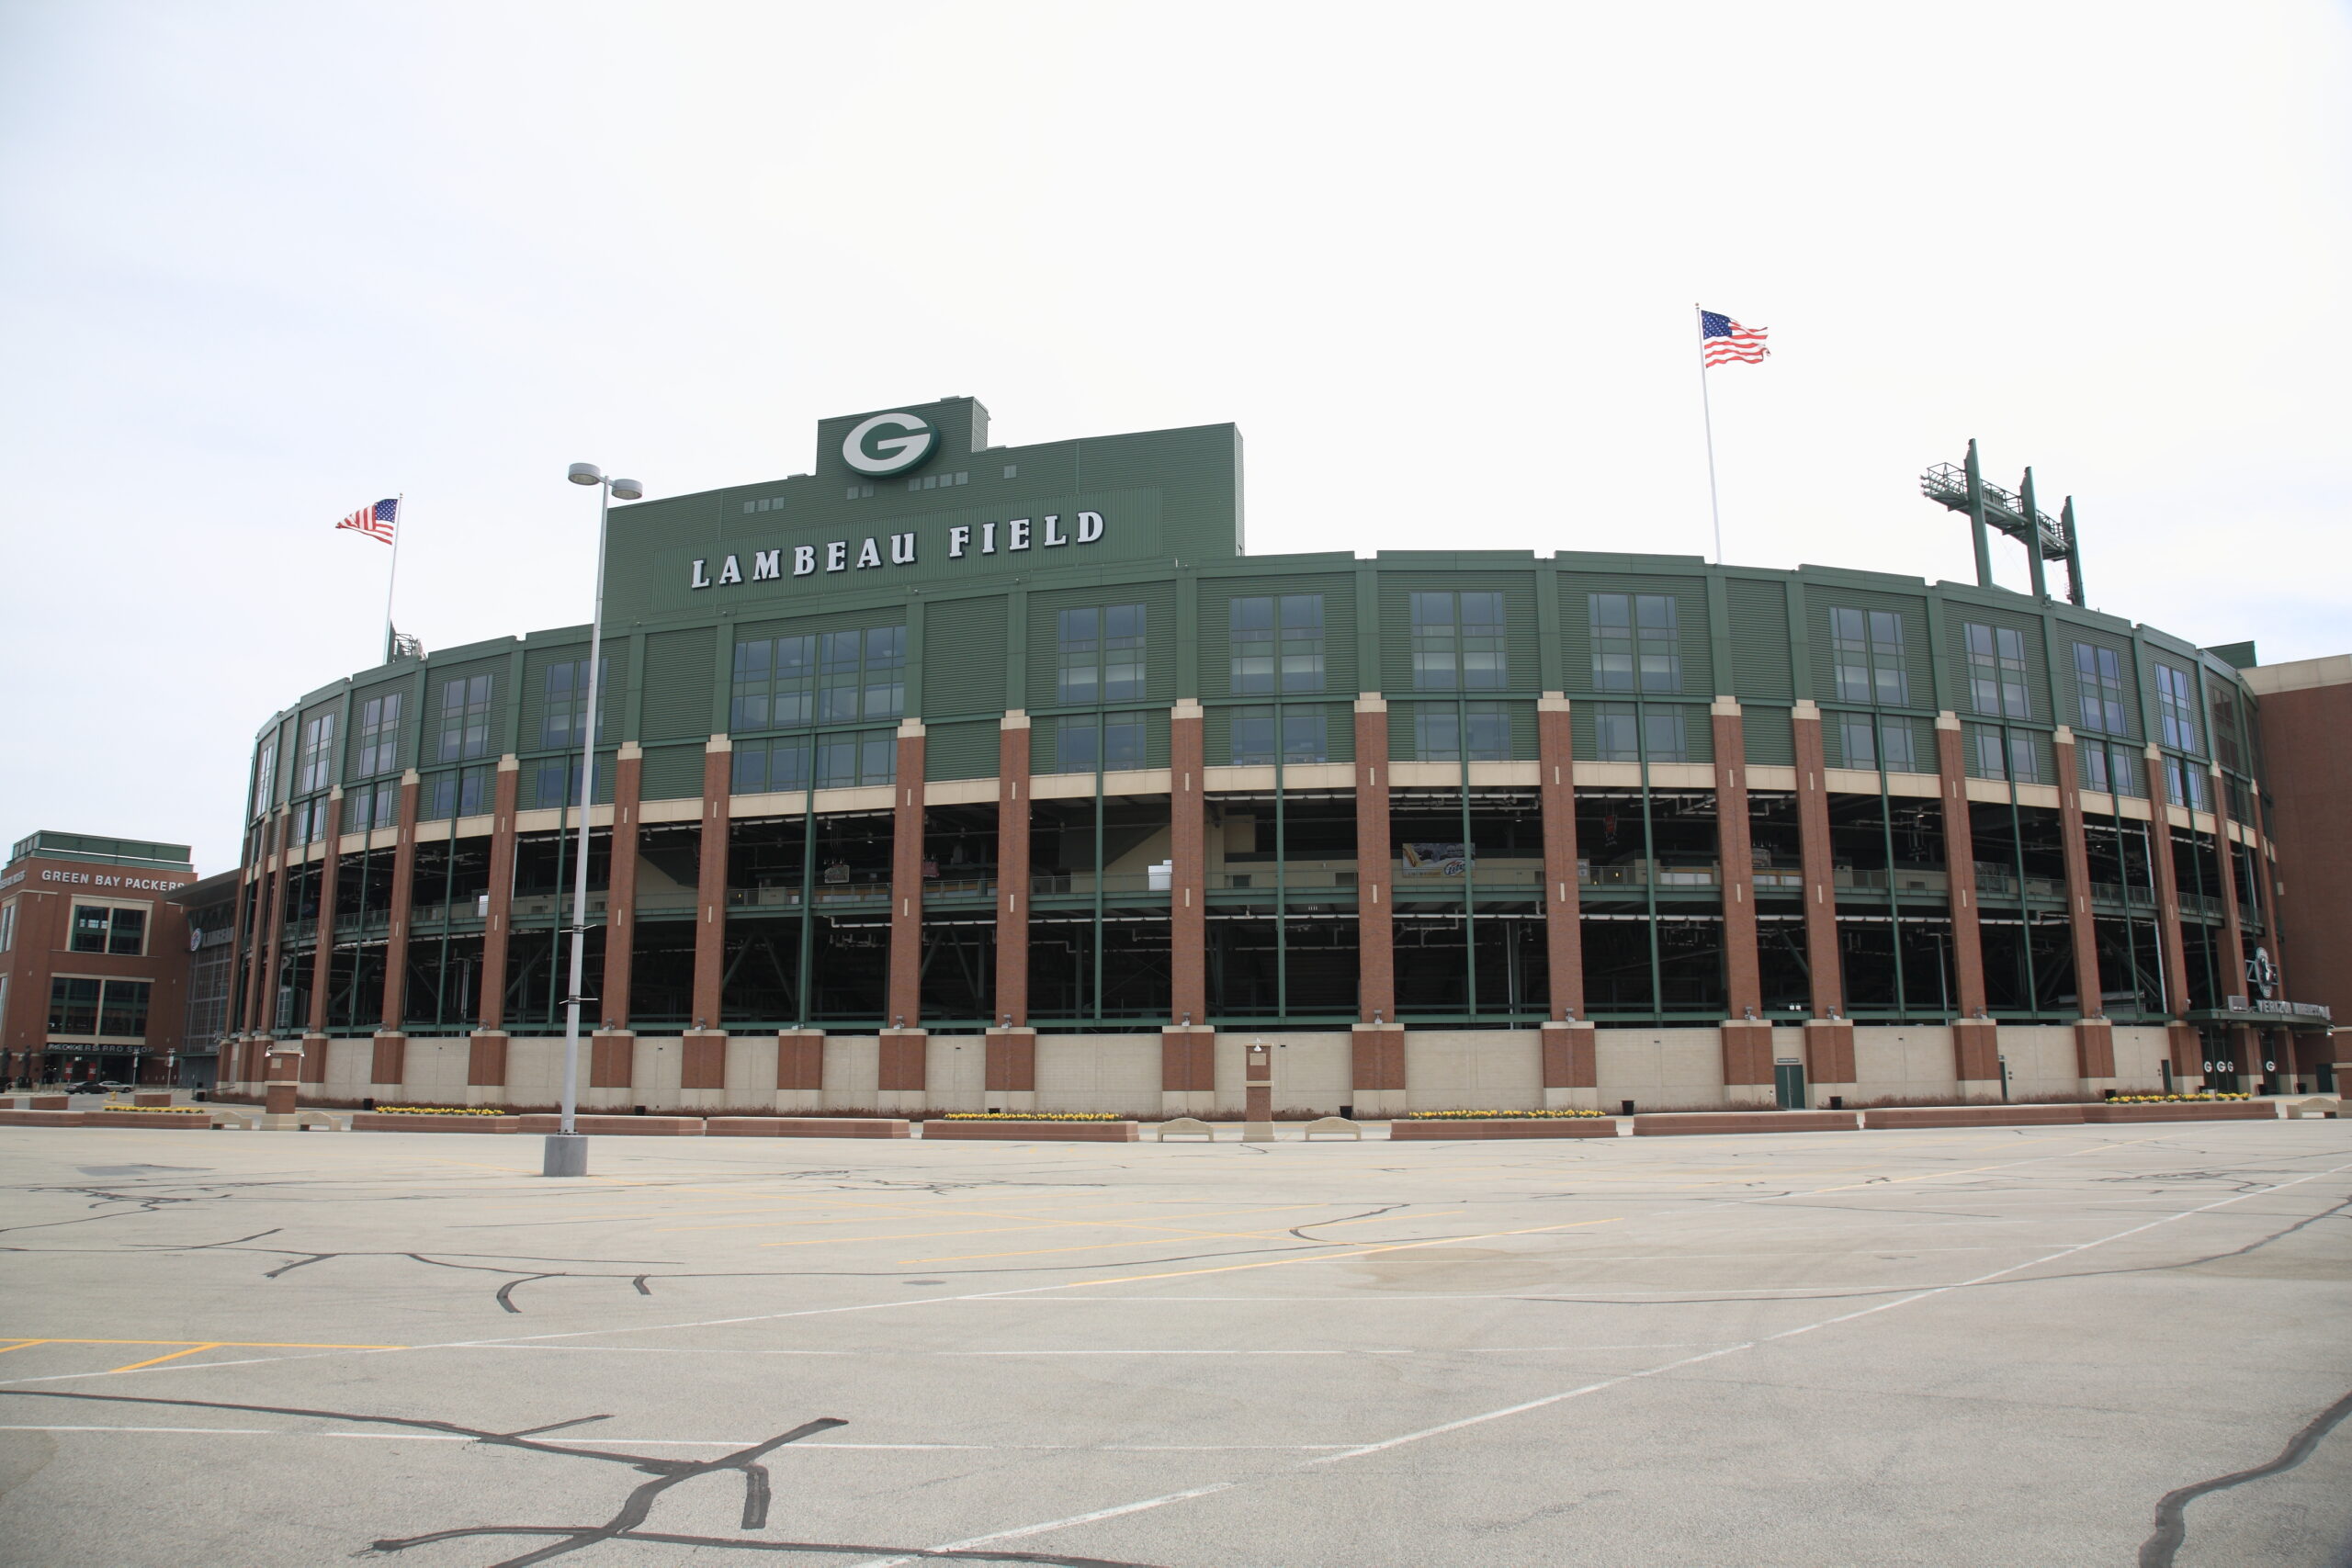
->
(0, 832, 200, 1086)
(211, 397, 2340, 1113)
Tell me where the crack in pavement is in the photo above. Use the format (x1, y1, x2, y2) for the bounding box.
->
(0, 1389, 1170, 1567)
(2139, 1385, 2352, 1568)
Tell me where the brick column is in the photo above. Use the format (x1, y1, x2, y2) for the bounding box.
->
(2210, 768, 2258, 1089)
(2211, 763, 2249, 1007)
(1711, 699, 1758, 1018)
(1353, 695, 1394, 1023)
(257, 810, 291, 1043)
(2052, 729, 2114, 1086)
(589, 1031, 633, 1092)
(877, 1029, 927, 1111)
(1160, 1024, 1215, 1118)
(888, 720, 926, 1030)
(1538, 1019, 1598, 1110)
(2141, 746, 2199, 1085)
(1349, 1023, 1406, 1115)
(466, 1031, 508, 1099)
(1709, 698, 1771, 1102)
(306, 791, 345, 1036)
(985, 1026, 1036, 1112)
(681, 1027, 728, 1106)
(1537, 694, 1584, 1020)
(476, 757, 521, 1031)
(1791, 701, 1844, 1018)
(1803, 1020, 1855, 1103)
(690, 738, 730, 1031)
(775, 1029, 824, 1110)
(994, 716, 1031, 1027)
(602, 744, 642, 1032)
(1170, 699, 1207, 1026)
(379, 772, 420, 1034)
(1936, 715, 1999, 1092)
(370, 1030, 405, 1096)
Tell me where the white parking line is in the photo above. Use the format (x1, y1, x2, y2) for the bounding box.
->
(842, 1157, 2352, 1567)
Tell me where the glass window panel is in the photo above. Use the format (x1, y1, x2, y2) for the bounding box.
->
(1282, 709, 1327, 763)
(1059, 717, 1100, 773)
(1641, 708, 1685, 762)
(818, 736, 859, 788)
(98, 979, 150, 1038)
(1883, 723, 1917, 773)
(1231, 708, 1275, 765)
(1413, 705, 1459, 761)
(1840, 716, 1876, 770)
(1104, 715, 1145, 772)
(1593, 704, 1638, 762)
(50, 976, 100, 1034)
(71, 906, 110, 953)
(1466, 703, 1510, 761)
(107, 907, 145, 955)
(861, 733, 896, 784)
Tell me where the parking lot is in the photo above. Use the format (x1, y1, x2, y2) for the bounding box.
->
(1, 1118, 2348, 1566)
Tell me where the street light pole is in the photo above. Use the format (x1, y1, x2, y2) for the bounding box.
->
(545, 463, 640, 1178)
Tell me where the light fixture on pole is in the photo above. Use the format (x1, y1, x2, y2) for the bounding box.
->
(545, 462, 642, 1179)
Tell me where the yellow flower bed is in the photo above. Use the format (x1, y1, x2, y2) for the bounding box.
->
(2109, 1092, 2250, 1103)
(97, 1103, 206, 1113)
(1403, 1108, 1609, 1120)
(372, 1105, 507, 1115)
(940, 1111, 1122, 1122)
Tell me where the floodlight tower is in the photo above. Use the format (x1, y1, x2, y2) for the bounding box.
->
(1919, 440, 2084, 605)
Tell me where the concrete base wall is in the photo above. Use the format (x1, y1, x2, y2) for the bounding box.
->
(1597, 1028, 1736, 1111)
(282, 1023, 2181, 1114)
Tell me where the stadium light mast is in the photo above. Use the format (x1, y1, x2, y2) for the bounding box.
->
(545, 462, 642, 1179)
(1920, 440, 2084, 606)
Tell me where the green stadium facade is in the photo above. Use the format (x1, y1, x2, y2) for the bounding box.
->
(216, 398, 2334, 1114)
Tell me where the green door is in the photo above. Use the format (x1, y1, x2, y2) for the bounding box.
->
(1774, 1060, 1806, 1111)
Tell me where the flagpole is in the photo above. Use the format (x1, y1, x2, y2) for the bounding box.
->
(382, 493, 404, 663)
(1695, 306, 1723, 565)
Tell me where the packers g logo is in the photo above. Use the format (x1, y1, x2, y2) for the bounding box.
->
(842, 412, 939, 477)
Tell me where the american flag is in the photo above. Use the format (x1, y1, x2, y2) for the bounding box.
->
(336, 498, 398, 545)
(1700, 310, 1769, 367)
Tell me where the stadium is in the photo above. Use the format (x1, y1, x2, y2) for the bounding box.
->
(215, 396, 2327, 1114)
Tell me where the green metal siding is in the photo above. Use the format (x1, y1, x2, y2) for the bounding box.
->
(922, 596, 1009, 719)
(641, 627, 715, 742)
(923, 720, 999, 782)
(1742, 705, 1794, 766)
(640, 742, 706, 801)
(1725, 578, 1793, 701)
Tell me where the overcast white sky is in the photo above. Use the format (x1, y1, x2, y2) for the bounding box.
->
(3, 2, 2346, 874)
